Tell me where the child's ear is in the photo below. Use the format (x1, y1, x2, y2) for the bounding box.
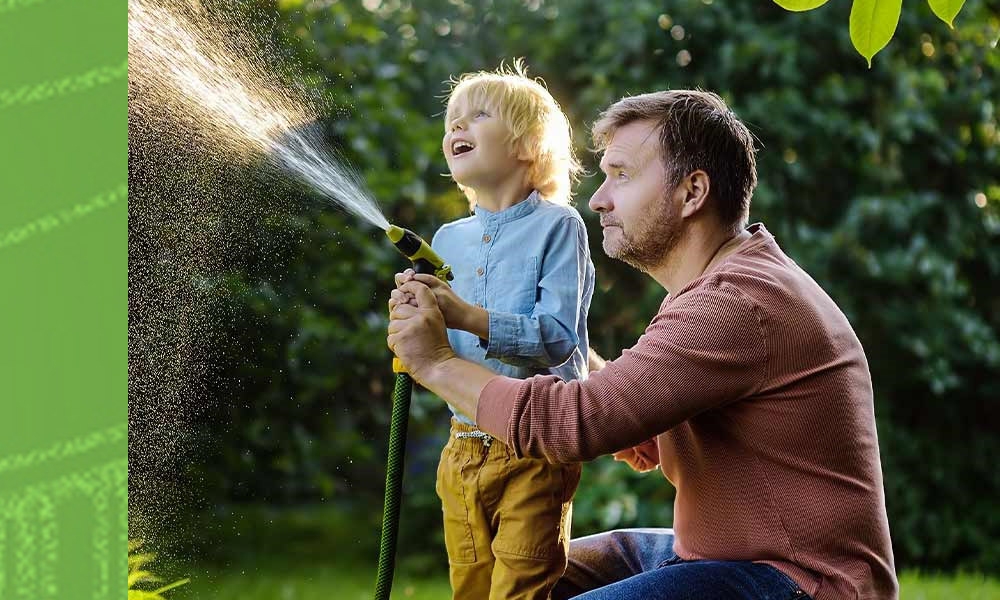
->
(513, 140, 533, 161)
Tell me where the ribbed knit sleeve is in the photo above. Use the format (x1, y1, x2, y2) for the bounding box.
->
(477, 283, 767, 463)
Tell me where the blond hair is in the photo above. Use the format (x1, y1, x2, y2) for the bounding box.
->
(444, 59, 582, 208)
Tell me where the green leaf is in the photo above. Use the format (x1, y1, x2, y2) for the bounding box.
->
(128, 570, 159, 588)
(152, 578, 191, 595)
(850, 0, 903, 67)
(927, 0, 966, 27)
(128, 552, 156, 571)
(772, 0, 831, 11)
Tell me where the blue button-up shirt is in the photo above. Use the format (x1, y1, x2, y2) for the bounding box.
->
(432, 191, 595, 425)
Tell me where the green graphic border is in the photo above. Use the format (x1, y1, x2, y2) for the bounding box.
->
(0, 0, 125, 597)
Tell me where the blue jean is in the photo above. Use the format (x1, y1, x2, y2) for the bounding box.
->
(551, 529, 812, 600)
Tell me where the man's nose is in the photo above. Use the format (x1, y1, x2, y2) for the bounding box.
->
(449, 117, 466, 132)
(589, 180, 612, 213)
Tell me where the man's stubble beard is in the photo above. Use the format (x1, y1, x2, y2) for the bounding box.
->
(608, 189, 683, 274)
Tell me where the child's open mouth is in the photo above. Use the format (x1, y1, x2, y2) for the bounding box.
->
(451, 140, 475, 156)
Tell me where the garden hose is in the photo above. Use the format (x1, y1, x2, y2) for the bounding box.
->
(376, 225, 453, 600)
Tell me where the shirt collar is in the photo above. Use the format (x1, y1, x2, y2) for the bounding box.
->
(474, 190, 541, 226)
(743, 222, 773, 248)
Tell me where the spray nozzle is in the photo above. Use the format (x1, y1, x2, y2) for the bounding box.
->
(386, 224, 453, 282)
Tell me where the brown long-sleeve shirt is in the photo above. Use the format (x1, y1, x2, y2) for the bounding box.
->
(476, 224, 897, 600)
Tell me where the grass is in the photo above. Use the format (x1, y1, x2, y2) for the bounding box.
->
(164, 502, 451, 600)
(193, 564, 450, 600)
(156, 504, 1000, 599)
(166, 565, 1000, 600)
(898, 571, 1000, 599)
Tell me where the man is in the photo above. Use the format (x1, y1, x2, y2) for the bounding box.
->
(388, 90, 898, 600)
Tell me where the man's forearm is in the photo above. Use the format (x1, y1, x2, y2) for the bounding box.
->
(418, 356, 498, 421)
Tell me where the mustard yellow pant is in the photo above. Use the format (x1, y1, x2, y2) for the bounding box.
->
(436, 420, 582, 600)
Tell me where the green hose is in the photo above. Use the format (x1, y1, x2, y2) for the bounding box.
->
(374, 371, 413, 600)
(376, 224, 453, 600)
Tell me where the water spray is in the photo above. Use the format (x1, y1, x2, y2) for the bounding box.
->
(129, 2, 449, 596)
(376, 225, 452, 600)
(128, 0, 391, 231)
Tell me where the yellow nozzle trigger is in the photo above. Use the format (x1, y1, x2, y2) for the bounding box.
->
(434, 265, 453, 283)
(386, 224, 451, 375)
(386, 224, 453, 282)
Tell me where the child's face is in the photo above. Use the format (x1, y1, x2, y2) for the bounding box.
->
(443, 94, 525, 191)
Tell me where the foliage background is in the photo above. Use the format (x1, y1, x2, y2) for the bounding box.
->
(128, 0, 1000, 581)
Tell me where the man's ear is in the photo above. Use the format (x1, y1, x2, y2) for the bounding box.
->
(680, 170, 711, 218)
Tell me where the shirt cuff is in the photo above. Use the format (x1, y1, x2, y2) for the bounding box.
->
(483, 309, 517, 358)
(475, 375, 524, 443)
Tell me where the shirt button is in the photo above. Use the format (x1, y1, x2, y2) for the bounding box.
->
(476, 267, 484, 276)
(482, 234, 491, 243)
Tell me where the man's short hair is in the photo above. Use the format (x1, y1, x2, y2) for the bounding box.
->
(592, 90, 757, 232)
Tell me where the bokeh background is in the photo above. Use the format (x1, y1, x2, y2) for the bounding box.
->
(128, 0, 1000, 597)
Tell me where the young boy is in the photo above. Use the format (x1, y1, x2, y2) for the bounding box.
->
(393, 60, 594, 598)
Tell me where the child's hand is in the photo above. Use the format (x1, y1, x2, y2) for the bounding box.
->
(393, 270, 489, 338)
(409, 273, 472, 331)
(392, 269, 421, 308)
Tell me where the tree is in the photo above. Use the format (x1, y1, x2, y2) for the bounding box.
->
(129, 0, 1000, 572)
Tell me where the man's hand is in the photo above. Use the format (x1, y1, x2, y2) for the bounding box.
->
(387, 280, 457, 382)
(612, 439, 660, 473)
(394, 269, 489, 339)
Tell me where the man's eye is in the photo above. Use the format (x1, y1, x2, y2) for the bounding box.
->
(616, 170, 629, 180)
(475, 110, 489, 118)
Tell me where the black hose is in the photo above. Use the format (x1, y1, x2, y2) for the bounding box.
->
(374, 371, 413, 600)
(376, 225, 449, 600)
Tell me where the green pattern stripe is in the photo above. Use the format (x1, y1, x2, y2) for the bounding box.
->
(0, 184, 127, 252)
(0, 59, 127, 110)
